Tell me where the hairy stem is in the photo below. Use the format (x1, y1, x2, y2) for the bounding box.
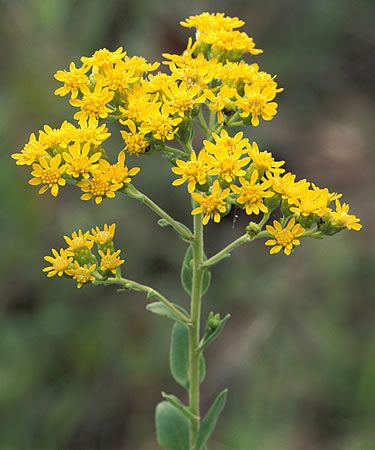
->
(94, 277, 191, 324)
(188, 211, 204, 448)
(125, 185, 193, 241)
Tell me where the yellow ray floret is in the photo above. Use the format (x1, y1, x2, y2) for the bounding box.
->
(192, 180, 230, 225)
(12, 133, 48, 166)
(236, 83, 279, 126)
(247, 142, 285, 175)
(265, 218, 305, 255)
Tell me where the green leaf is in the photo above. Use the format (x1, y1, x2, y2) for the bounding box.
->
(158, 218, 170, 227)
(170, 322, 206, 389)
(146, 302, 189, 325)
(199, 313, 231, 351)
(155, 401, 189, 450)
(181, 246, 211, 297)
(196, 389, 228, 450)
(161, 392, 199, 421)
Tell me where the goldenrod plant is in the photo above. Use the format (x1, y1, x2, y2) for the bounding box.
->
(12, 12, 361, 450)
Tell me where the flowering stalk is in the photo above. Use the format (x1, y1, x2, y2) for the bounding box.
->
(12, 11, 362, 450)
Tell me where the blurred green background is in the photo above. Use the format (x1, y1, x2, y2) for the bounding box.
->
(1, 0, 374, 449)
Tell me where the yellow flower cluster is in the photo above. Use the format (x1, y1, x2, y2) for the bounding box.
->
(171, 126, 361, 253)
(43, 224, 124, 287)
(12, 11, 361, 258)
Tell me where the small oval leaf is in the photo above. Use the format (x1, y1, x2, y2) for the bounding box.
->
(146, 302, 189, 324)
(155, 401, 189, 450)
(181, 246, 211, 296)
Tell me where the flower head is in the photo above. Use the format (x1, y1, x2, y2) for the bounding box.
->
(236, 83, 279, 126)
(81, 47, 126, 70)
(64, 229, 94, 252)
(192, 180, 230, 225)
(231, 170, 274, 215)
(29, 154, 66, 196)
(90, 224, 116, 246)
(54, 62, 89, 98)
(43, 248, 73, 277)
(70, 83, 114, 122)
(99, 249, 124, 274)
(329, 200, 362, 231)
(66, 262, 97, 288)
(98, 151, 140, 185)
(12, 133, 48, 166)
(265, 218, 305, 255)
(172, 150, 210, 193)
(74, 119, 111, 146)
(63, 142, 102, 178)
(120, 120, 150, 155)
(247, 142, 285, 176)
(206, 145, 250, 183)
(77, 170, 123, 204)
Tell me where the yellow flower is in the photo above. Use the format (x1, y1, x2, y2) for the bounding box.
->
(289, 186, 338, 217)
(265, 218, 305, 255)
(199, 29, 263, 58)
(330, 200, 362, 231)
(164, 49, 217, 89)
(73, 119, 111, 147)
(162, 81, 205, 116)
(63, 142, 102, 178)
(123, 55, 160, 77)
(81, 47, 126, 70)
(29, 154, 66, 196)
(192, 180, 230, 225)
(231, 170, 274, 215)
(39, 121, 75, 149)
(172, 150, 210, 193)
(98, 151, 140, 185)
(180, 12, 245, 33)
(94, 62, 139, 92)
(206, 145, 250, 183)
(218, 61, 260, 87)
(64, 229, 94, 251)
(90, 224, 116, 246)
(99, 249, 124, 274)
(270, 172, 310, 204)
(12, 133, 48, 166)
(66, 261, 97, 288)
(236, 83, 279, 126)
(140, 105, 182, 141)
(203, 130, 249, 156)
(43, 248, 73, 277)
(120, 120, 150, 155)
(247, 142, 285, 175)
(54, 62, 90, 98)
(204, 85, 237, 123)
(77, 171, 123, 204)
(119, 85, 160, 122)
(143, 72, 176, 93)
(70, 83, 114, 122)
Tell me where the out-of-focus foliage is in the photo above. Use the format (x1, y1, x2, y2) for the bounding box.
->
(1, 0, 374, 449)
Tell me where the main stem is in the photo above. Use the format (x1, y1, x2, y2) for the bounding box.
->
(188, 211, 204, 449)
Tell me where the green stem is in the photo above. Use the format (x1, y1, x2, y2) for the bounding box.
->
(163, 145, 187, 159)
(94, 277, 191, 325)
(188, 211, 204, 449)
(125, 185, 194, 242)
(202, 231, 270, 268)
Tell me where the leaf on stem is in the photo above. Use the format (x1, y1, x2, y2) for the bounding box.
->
(155, 401, 189, 450)
(199, 312, 231, 351)
(195, 389, 228, 450)
(161, 392, 199, 421)
(169, 322, 206, 389)
(146, 302, 189, 325)
(181, 245, 211, 296)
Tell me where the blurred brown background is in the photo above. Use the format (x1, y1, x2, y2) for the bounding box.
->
(1, 0, 374, 449)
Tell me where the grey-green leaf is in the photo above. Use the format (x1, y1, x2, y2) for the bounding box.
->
(161, 392, 199, 421)
(155, 401, 189, 450)
(181, 246, 211, 297)
(146, 302, 189, 324)
(199, 313, 231, 351)
(195, 389, 228, 450)
(170, 322, 206, 389)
